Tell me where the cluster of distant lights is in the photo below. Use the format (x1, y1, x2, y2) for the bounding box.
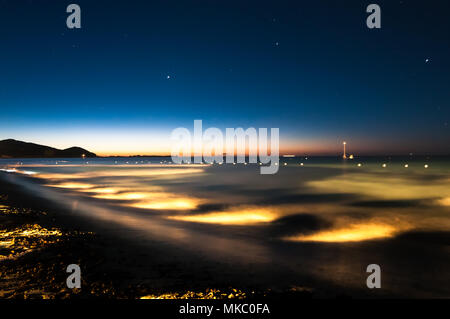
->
(2, 154, 431, 170)
(1, 160, 431, 169)
(340, 142, 430, 169)
(356, 163, 429, 169)
(0, 160, 433, 182)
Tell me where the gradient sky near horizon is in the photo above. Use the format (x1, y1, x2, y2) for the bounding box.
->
(0, 0, 449, 156)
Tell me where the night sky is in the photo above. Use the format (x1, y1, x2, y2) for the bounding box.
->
(0, 0, 449, 155)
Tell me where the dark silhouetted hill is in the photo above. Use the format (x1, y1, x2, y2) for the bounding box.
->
(0, 139, 97, 158)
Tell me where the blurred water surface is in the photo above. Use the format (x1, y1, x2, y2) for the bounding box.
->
(1, 156, 450, 297)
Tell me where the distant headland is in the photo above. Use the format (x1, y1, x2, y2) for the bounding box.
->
(0, 139, 96, 158)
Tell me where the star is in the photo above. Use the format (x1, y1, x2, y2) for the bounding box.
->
(425, 58, 430, 63)
(166, 75, 171, 79)
(275, 42, 279, 46)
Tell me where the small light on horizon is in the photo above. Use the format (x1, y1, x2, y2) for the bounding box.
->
(424, 164, 429, 168)
(404, 164, 409, 168)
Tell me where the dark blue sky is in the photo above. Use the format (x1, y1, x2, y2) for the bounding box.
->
(0, 0, 449, 155)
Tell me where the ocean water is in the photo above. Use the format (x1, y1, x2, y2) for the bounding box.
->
(1, 156, 450, 297)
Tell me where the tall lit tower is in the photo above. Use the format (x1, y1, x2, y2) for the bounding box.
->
(342, 141, 347, 159)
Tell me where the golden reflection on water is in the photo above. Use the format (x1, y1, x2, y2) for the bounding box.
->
(45, 183, 94, 189)
(87, 190, 202, 210)
(79, 187, 119, 194)
(9, 162, 450, 244)
(168, 207, 276, 225)
(284, 223, 398, 242)
(131, 198, 200, 210)
(38, 168, 206, 210)
(43, 184, 203, 211)
(300, 170, 450, 241)
(308, 173, 450, 200)
(4, 159, 450, 299)
(438, 197, 450, 206)
(36, 168, 205, 180)
(93, 192, 149, 200)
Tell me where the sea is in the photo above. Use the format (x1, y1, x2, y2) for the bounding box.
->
(1, 155, 449, 297)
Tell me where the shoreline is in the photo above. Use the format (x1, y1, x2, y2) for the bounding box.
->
(2, 170, 430, 299)
(0, 176, 319, 299)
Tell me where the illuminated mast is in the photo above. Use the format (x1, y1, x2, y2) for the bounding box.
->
(342, 141, 347, 159)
